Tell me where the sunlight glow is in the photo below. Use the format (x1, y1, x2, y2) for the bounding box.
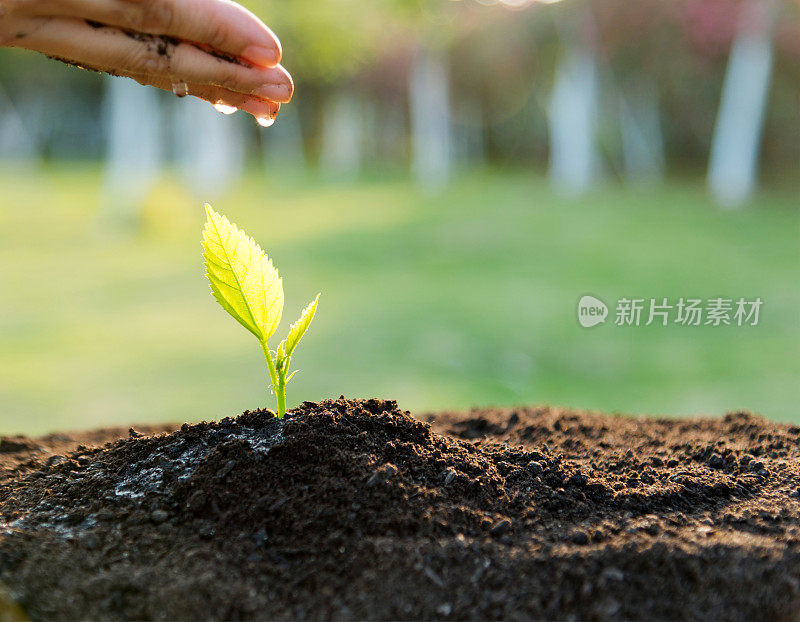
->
(473, 0, 566, 7)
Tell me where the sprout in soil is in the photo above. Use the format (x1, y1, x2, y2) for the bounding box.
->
(202, 203, 319, 418)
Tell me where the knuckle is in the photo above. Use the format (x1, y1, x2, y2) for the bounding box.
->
(122, 10, 142, 32)
(136, 0, 174, 33)
(121, 0, 144, 31)
(206, 20, 230, 51)
(128, 42, 170, 75)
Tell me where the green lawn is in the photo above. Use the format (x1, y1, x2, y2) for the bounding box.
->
(1, 165, 798, 435)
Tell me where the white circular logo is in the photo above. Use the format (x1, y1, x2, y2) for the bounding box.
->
(577, 295, 608, 328)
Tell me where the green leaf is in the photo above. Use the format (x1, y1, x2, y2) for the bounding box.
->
(283, 294, 320, 359)
(202, 203, 284, 342)
(276, 341, 287, 372)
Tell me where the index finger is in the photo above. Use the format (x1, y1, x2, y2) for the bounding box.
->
(24, 0, 282, 66)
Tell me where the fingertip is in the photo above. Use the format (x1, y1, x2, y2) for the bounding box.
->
(239, 98, 280, 120)
(251, 66, 294, 104)
(283, 67, 294, 102)
(235, 6, 283, 65)
(242, 44, 281, 68)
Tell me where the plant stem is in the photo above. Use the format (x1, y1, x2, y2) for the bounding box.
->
(260, 341, 286, 418)
(275, 375, 286, 418)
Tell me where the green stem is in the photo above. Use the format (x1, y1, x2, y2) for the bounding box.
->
(260, 341, 286, 418)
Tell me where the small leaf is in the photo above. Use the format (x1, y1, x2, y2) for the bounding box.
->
(286, 370, 299, 383)
(202, 204, 284, 342)
(283, 294, 320, 359)
(276, 341, 287, 372)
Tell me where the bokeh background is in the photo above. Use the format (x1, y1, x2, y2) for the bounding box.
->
(1, 0, 798, 435)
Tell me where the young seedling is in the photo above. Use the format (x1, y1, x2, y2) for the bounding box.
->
(202, 204, 319, 418)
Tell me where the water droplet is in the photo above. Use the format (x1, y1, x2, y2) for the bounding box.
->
(256, 116, 275, 128)
(213, 102, 237, 115)
(171, 81, 189, 98)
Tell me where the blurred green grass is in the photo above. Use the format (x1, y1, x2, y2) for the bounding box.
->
(1, 165, 798, 435)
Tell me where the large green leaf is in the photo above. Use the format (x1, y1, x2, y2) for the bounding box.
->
(202, 204, 284, 342)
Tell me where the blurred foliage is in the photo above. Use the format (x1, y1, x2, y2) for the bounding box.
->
(240, 0, 387, 82)
(1, 167, 798, 434)
(239, 0, 465, 83)
(0, 0, 798, 171)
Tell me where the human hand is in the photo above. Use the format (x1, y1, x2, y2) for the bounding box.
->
(0, 0, 293, 123)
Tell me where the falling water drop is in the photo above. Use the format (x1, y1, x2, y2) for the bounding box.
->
(171, 81, 189, 98)
(256, 116, 275, 128)
(213, 102, 237, 115)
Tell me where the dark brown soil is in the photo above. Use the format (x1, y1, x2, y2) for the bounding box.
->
(1, 398, 799, 621)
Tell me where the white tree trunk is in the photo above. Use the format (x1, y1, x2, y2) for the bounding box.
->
(174, 96, 244, 198)
(409, 48, 453, 192)
(0, 86, 39, 169)
(548, 48, 599, 195)
(707, 0, 777, 208)
(319, 91, 363, 181)
(619, 83, 665, 185)
(100, 76, 163, 223)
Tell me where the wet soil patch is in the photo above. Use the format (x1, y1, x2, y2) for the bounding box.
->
(1, 399, 799, 620)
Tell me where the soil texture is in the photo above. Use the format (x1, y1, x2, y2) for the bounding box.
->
(1, 398, 799, 621)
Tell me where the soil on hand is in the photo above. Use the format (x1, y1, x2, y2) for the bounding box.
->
(1, 399, 799, 621)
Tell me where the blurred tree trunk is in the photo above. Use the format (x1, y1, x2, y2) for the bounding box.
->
(409, 47, 453, 192)
(319, 91, 363, 181)
(548, 8, 599, 196)
(619, 81, 665, 185)
(174, 97, 244, 199)
(0, 86, 40, 169)
(547, 47, 599, 195)
(707, 0, 778, 208)
(100, 76, 163, 226)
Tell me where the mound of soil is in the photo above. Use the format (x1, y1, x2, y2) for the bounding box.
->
(1, 398, 799, 621)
